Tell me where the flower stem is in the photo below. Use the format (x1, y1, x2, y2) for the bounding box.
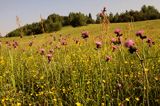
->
(135, 52, 149, 106)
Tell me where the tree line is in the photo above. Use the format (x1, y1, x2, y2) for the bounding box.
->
(6, 5, 160, 37)
(6, 12, 95, 37)
(107, 5, 160, 23)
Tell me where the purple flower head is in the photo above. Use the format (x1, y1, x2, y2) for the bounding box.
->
(40, 48, 45, 55)
(47, 54, 52, 63)
(146, 38, 155, 47)
(102, 7, 106, 13)
(114, 28, 122, 36)
(12, 41, 18, 48)
(61, 40, 67, 45)
(136, 30, 144, 37)
(73, 39, 79, 44)
(136, 30, 147, 40)
(81, 31, 89, 39)
(146, 38, 152, 43)
(29, 41, 33, 47)
(111, 37, 121, 45)
(105, 56, 112, 62)
(95, 41, 102, 48)
(112, 45, 118, 52)
(111, 38, 117, 43)
(124, 40, 135, 48)
(49, 49, 54, 54)
(14, 41, 18, 46)
(13, 43, 17, 48)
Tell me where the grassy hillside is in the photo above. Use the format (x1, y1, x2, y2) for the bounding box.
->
(2, 19, 160, 42)
(0, 20, 160, 105)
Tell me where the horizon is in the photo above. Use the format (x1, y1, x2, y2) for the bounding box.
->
(0, 0, 160, 36)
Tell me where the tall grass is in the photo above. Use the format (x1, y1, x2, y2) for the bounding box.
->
(0, 20, 160, 106)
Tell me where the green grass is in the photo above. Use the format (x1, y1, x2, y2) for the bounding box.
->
(0, 20, 160, 106)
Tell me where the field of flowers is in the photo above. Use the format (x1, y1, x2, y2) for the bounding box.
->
(0, 20, 160, 106)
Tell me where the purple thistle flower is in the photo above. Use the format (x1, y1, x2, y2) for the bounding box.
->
(40, 48, 45, 55)
(136, 30, 144, 37)
(112, 45, 118, 52)
(73, 39, 79, 44)
(146, 38, 152, 43)
(111, 38, 117, 43)
(105, 56, 112, 62)
(49, 49, 54, 54)
(14, 41, 18, 46)
(136, 30, 147, 40)
(124, 40, 135, 48)
(81, 31, 89, 39)
(29, 41, 33, 47)
(95, 41, 102, 48)
(61, 40, 67, 45)
(12, 41, 18, 48)
(146, 38, 155, 47)
(102, 7, 106, 14)
(111, 37, 121, 45)
(47, 54, 52, 63)
(125, 40, 137, 54)
(114, 28, 122, 36)
(13, 43, 17, 48)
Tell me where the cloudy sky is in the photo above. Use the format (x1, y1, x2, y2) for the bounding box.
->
(0, 0, 160, 36)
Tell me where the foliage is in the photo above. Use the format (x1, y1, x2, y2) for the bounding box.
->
(69, 12, 88, 27)
(86, 13, 95, 24)
(109, 5, 160, 23)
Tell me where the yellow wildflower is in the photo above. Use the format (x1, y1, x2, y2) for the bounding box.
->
(102, 80, 106, 83)
(76, 102, 82, 106)
(124, 61, 128, 64)
(135, 97, 140, 101)
(144, 68, 149, 72)
(17, 102, 21, 106)
(125, 97, 130, 101)
(101, 103, 105, 106)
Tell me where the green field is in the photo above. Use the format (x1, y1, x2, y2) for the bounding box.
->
(0, 20, 160, 106)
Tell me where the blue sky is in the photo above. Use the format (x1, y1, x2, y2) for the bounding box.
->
(0, 0, 160, 36)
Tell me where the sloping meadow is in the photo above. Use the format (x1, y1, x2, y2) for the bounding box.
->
(0, 20, 160, 105)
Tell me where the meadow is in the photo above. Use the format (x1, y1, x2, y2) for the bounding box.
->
(0, 19, 160, 106)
